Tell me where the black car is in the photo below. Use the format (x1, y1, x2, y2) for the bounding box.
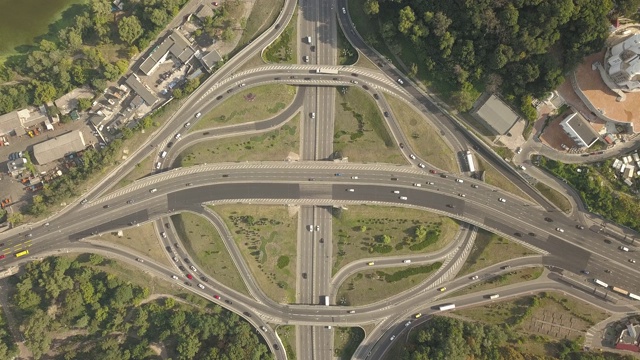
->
(500, 265, 511, 270)
(528, 232, 536, 237)
(166, 246, 172, 252)
(165, 223, 170, 229)
(514, 232, 522, 237)
(362, 85, 369, 90)
(289, 76, 295, 79)
(304, 77, 311, 80)
(302, 273, 307, 279)
(184, 282, 192, 286)
(200, 276, 209, 283)
(275, 23, 281, 29)
(274, 344, 280, 350)
(244, 312, 252, 317)
(222, 174, 229, 177)
(225, 299, 232, 304)
(167, 142, 173, 148)
(383, 111, 389, 117)
(446, 204, 455, 208)
(216, 95, 223, 100)
(202, 132, 210, 135)
(310, 45, 315, 52)
(184, 258, 191, 264)
(274, 77, 280, 80)
(373, 94, 379, 100)
(179, 265, 186, 271)
(319, 238, 324, 243)
(227, 89, 234, 93)
(351, 73, 359, 77)
(544, 217, 553, 222)
(126, 200, 134, 204)
(103, 205, 110, 208)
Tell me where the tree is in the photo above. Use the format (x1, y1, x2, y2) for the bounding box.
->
(450, 83, 476, 112)
(91, 77, 107, 92)
(33, 81, 57, 105)
(115, 59, 129, 75)
(103, 63, 121, 81)
(118, 16, 144, 45)
(149, 8, 169, 27)
(128, 45, 139, 58)
(221, 27, 234, 41)
(78, 98, 93, 111)
(398, 6, 416, 35)
(364, 0, 379, 15)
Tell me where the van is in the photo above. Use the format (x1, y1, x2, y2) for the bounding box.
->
(620, 246, 630, 252)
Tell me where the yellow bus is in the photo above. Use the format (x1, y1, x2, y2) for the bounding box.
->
(15, 250, 29, 258)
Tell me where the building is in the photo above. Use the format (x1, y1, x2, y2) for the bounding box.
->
(199, 50, 222, 71)
(559, 112, 599, 148)
(6, 157, 28, 176)
(139, 31, 195, 76)
(53, 88, 94, 115)
(606, 34, 640, 92)
(32, 131, 86, 165)
(124, 74, 158, 107)
(471, 94, 520, 135)
(0, 111, 23, 136)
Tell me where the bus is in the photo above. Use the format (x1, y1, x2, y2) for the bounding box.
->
(15, 250, 29, 258)
(593, 279, 608, 288)
(315, 68, 339, 75)
(438, 304, 455, 311)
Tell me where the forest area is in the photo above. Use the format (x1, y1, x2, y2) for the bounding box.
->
(361, 0, 638, 119)
(5, 255, 272, 360)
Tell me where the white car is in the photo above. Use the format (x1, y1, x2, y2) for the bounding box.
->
(399, 196, 408, 200)
(195, 112, 201, 118)
(630, 259, 636, 264)
(149, 188, 158, 193)
(418, 163, 425, 168)
(427, 182, 434, 185)
(397, 78, 404, 85)
(175, 133, 181, 140)
(351, 176, 359, 179)
(470, 275, 479, 280)
(184, 122, 191, 128)
(160, 151, 167, 158)
(190, 265, 198, 272)
(403, 259, 411, 263)
(342, 7, 346, 14)
(518, 165, 526, 170)
(308, 225, 314, 232)
(303, 55, 309, 62)
(260, 326, 268, 331)
(172, 275, 179, 280)
(498, 198, 506, 203)
(347, 188, 355, 192)
(405, 321, 411, 327)
(239, 83, 246, 87)
(455, 179, 464, 183)
(393, 190, 400, 194)
(620, 246, 630, 252)
(516, 147, 522, 154)
(458, 193, 466, 197)
(316, 225, 320, 231)
(390, 335, 396, 341)
(413, 183, 421, 187)
(156, 162, 161, 169)
(409, 154, 416, 160)
(161, 232, 167, 238)
(556, 227, 564, 233)
(198, 283, 205, 289)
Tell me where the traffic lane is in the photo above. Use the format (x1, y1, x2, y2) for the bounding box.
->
(167, 183, 301, 208)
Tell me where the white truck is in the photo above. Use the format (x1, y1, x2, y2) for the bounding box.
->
(321, 295, 329, 306)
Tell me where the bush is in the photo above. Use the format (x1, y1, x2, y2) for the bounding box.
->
(379, 262, 442, 282)
(276, 256, 289, 269)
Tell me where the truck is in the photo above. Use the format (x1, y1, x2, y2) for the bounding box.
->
(315, 68, 339, 75)
(321, 295, 329, 306)
(465, 150, 475, 172)
(438, 304, 455, 311)
(594, 279, 609, 288)
(611, 286, 630, 296)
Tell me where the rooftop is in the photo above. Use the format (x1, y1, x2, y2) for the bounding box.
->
(0, 111, 23, 136)
(472, 94, 520, 135)
(139, 31, 195, 75)
(53, 88, 94, 114)
(124, 75, 158, 106)
(562, 112, 599, 147)
(33, 131, 86, 165)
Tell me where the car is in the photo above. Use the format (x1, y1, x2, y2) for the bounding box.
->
(393, 190, 400, 194)
(149, 188, 158, 193)
(498, 198, 506, 203)
(429, 170, 437, 174)
(351, 176, 359, 179)
(303, 55, 309, 62)
(367, 262, 375, 266)
(81, 199, 88, 204)
(528, 232, 536, 237)
(418, 163, 425, 168)
(302, 272, 307, 279)
(316, 225, 320, 231)
(309, 178, 315, 181)
(190, 265, 197, 272)
(438, 287, 446, 292)
(244, 312, 253, 318)
(440, 174, 448, 178)
(227, 88, 234, 93)
(275, 23, 280, 29)
(167, 142, 174, 148)
(342, 7, 346, 14)
(410, 154, 416, 159)
(556, 227, 564, 233)
(605, 269, 612, 274)
(186, 274, 193, 280)
(310, 112, 315, 119)
(348, 310, 356, 314)
(576, 225, 585, 229)
(347, 188, 355, 192)
(160, 151, 167, 158)
(335, 173, 342, 176)
(136, 258, 144, 263)
(399, 196, 408, 200)
(516, 147, 522, 154)
(216, 95, 223, 100)
(471, 184, 479, 188)
(184, 282, 192, 286)
(184, 122, 191, 128)
(350, 80, 359, 84)
(156, 162, 161, 169)
(373, 94, 380, 100)
(390, 335, 396, 341)
(175, 133, 181, 139)
(470, 275, 479, 280)
(413, 183, 422, 187)
(319, 238, 324, 243)
(604, 239, 612, 244)
(405, 321, 412, 327)
(518, 165, 526, 170)
(427, 182, 434, 185)
(500, 265, 511, 270)
(397, 78, 404, 85)
(620, 246, 630, 252)
(198, 283, 205, 289)
(184, 258, 191, 264)
(384, 111, 389, 117)
(260, 326, 268, 332)
(225, 299, 232, 304)
(171, 275, 179, 280)
(200, 276, 209, 282)
(173, 256, 179, 262)
(514, 232, 522, 237)
(581, 270, 590, 275)
(239, 83, 246, 87)
(308, 225, 313, 232)
(186, 183, 193, 186)
(273, 344, 279, 350)
(455, 179, 464, 183)
(166, 223, 171, 229)
(630, 259, 637, 263)
(161, 232, 167, 238)
(446, 204, 455, 208)
(399, 142, 404, 148)
(179, 265, 186, 271)
(544, 217, 553, 222)
(459, 193, 466, 197)
(103, 204, 110, 208)
(195, 112, 201, 118)
(403, 259, 411, 263)
(391, 177, 398, 181)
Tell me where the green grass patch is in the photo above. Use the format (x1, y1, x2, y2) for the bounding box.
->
(262, 7, 297, 63)
(337, 16, 358, 65)
(332, 206, 458, 275)
(170, 213, 250, 296)
(337, 264, 440, 306)
(276, 256, 289, 269)
(476, 156, 533, 201)
(447, 267, 544, 299)
(334, 327, 365, 360)
(334, 87, 404, 163)
(115, 153, 154, 190)
(192, 84, 296, 131)
(213, 205, 298, 303)
(179, 115, 300, 165)
(239, 0, 285, 47)
(457, 229, 539, 277)
(99, 222, 173, 268)
(535, 182, 572, 213)
(276, 325, 296, 360)
(385, 94, 457, 172)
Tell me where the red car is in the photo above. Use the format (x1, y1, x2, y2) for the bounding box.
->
(213, 295, 220, 299)
(0, 255, 5, 260)
(429, 170, 437, 174)
(212, 2, 218, 5)
(187, 274, 193, 280)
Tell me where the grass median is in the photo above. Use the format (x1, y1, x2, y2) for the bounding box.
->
(332, 206, 458, 275)
(446, 267, 544, 299)
(337, 263, 441, 306)
(239, 0, 285, 46)
(179, 113, 300, 165)
(99, 222, 172, 268)
(334, 327, 364, 360)
(476, 156, 533, 201)
(276, 325, 296, 360)
(191, 84, 297, 131)
(171, 212, 249, 296)
(334, 87, 404, 164)
(535, 182, 572, 213)
(262, 6, 297, 63)
(212, 204, 298, 303)
(457, 229, 539, 277)
(385, 94, 457, 172)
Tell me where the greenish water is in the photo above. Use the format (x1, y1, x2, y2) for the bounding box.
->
(0, 0, 86, 57)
